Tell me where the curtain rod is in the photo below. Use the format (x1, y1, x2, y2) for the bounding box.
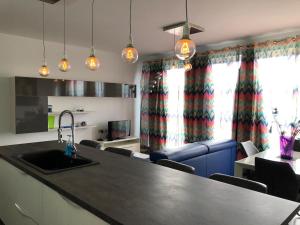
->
(196, 36, 300, 56)
(143, 35, 300, 64)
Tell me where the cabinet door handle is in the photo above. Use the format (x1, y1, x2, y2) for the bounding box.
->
(14, 203, 39, 225)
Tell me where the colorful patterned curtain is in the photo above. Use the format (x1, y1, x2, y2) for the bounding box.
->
(232, 48, 269, 151)
(140, 36, 300, 151)
(140, 61, 168, 150)
(184, 56, 215, 142)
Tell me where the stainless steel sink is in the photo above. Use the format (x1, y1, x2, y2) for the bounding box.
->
(17, 150, 98, 174)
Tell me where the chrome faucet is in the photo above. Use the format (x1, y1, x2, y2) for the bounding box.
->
(58, 110, 77, 158)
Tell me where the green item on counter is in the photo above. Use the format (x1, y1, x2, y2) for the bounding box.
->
(48, 115, 55, 129)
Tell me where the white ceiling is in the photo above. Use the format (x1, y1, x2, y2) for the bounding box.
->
(1, 0, 300, 56)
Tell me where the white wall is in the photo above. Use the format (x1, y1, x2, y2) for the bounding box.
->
(0, 33, 137, 146)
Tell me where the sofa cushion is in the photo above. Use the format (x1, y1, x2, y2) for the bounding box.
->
(181, 155, 207, 177)
(150, 143, 208, 162)
(206, 150, 232, 176)
(198, 139, 237, 153)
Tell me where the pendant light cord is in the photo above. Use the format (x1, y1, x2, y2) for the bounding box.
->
(173, 29, 176, 67)
(185, 0, 188, 22)
(63, 0, 66, 57)
(173, 29, 176, 56)
(129, 0, 132, 43)
(91, 0, 95, 52)
(42, 0, 46, 64)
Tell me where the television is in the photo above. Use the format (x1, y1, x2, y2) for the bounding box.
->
(107, 120, 131, 141)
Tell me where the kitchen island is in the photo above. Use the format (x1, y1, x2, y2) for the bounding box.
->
(0, 141, 299, 225)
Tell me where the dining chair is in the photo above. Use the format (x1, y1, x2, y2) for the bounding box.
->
(239, 141, 260, 179)
(240, 140, 259, 157)
(79, 140, 101, 150)
(294, 139, 300, 152)
(105, 147, 133, 157)
(156, 159, 195, 174)
(255, 157, 299, 201)
(209, 173, 267, 193)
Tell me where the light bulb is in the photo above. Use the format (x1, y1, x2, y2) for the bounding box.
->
(175, 38, 196, 60)
(171, 62, 176, 70)
(85, 54, 100, 71)
(184, 61, 192, 72)
(122, 44, 138, 63)
(39, 64, 50, 77)
(58, 58, 71, 72)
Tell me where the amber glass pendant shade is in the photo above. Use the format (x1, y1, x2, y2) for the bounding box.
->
(184, 61, 192, 71)
(58, 58, 71, 72)
(85, 54, 100, 71)
(175, 38, 196, 60)
(122, 44, 138, 63)
(39, 0, 50, 77)
(39, 64, 50, 77)
(58, 0, 71, 73)
(175, 0, 196, 61)
(121, 0, 139, 64)
(85, 0, 100, 71)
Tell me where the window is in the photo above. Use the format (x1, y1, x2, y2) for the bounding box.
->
(257, 55, 300, 150)
(212, 61, 240, 140)
(165, 63, 240, 147)
(163, 55, 300, 150)
(166, 68, 185, 147)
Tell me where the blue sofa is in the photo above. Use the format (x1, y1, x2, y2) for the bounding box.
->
(150, 139, 237, 177)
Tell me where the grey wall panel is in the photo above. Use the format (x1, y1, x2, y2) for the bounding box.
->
(15, 77, 136, 98)
(15, 96, 48, 134)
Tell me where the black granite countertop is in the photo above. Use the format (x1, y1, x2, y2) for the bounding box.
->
(0, 141, 299, 225)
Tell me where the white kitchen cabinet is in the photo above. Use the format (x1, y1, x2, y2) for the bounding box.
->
(41, 185, 68, 225)
(0, 159, 109, 225)
(42, 184, 109, 225)
(0, 158, 42, 225)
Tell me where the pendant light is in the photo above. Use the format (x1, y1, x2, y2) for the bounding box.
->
(121, 0, 138, 63)
(175, 0, 196, 61)
(184, 60, 192, 72)
(39, 0, 50, 77)
(85, 0, 100, 71)
(58, 0, 71, 72)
